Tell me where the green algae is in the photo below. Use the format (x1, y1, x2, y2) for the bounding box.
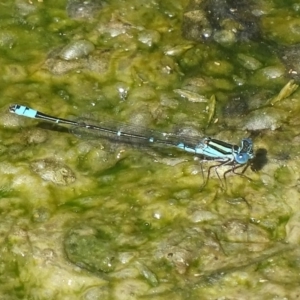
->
(1, 0, 300, 299)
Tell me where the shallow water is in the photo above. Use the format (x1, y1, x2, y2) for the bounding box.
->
(1, 0, 300, 299)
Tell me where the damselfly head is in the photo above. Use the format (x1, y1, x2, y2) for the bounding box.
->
(240, 138, 254, 159)
(235, 152, 251, 164)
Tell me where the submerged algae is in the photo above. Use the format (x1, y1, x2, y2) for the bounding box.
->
(1, 0, 300, 299)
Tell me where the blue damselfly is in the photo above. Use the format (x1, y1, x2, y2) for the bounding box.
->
(9, 104, 254, 187)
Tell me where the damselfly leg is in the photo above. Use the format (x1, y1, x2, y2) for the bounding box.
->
(222, 162, 252, 188)
(200, 160, 252, 190)
(200, 158, 232, 190)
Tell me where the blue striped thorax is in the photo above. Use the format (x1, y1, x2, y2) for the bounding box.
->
(199, 137, 254, 165)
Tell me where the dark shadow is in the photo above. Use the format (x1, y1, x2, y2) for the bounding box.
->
(251, 148, 268, 172)
(37, 122, 70, 134)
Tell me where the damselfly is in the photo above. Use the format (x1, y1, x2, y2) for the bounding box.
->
(9, 104, 254, 187)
